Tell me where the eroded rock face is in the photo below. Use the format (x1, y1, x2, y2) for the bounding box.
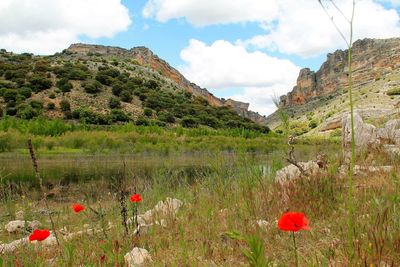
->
(280, 38, 400, 107)
(124, 247, 152, 267)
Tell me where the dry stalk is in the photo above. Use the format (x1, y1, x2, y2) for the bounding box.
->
(286, 136, 306, 175)
(27, 139, 60, 246)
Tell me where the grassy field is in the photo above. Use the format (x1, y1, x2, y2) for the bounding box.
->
(0, 134, 399, 266)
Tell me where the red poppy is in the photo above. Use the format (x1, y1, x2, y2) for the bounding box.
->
(130, 194, 142, 203)
(29, 229, 51, 241)
(72, 203, 85, 213)
(278, 212, 310, 232)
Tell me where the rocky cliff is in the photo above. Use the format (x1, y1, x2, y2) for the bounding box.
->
(67, 43, 266, 124)
(280, 38, 400, 107)
(264, 38, 400, 133)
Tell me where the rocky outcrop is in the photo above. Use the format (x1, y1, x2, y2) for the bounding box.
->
(280, 38, 400, 107)
(67, 44, 267, 124)
(223, 99, 267, 124)
(342, 112, 400, 150)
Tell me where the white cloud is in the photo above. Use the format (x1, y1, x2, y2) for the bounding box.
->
(0, 0, 131, 55)
(143, 0, 400, 58)
(143, 0, 279, 26)
(240, 0, 400, 57)
(179, 39, 300, 115)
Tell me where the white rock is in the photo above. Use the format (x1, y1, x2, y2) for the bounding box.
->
(5, 220, 41, 233)
(0, 237, 29, 254)
(342, 112, 378, 149)
(275, 161, 322, 184)
(124, 247, 152, 267)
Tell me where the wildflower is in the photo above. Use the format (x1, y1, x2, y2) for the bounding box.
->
(29, 229, 50, 242)
(278, 212, 310, 232)
(72, 203, 85, 213)
(130, 194, 142, 203)
(278, 212, 310, 267)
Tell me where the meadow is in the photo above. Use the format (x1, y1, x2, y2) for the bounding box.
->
(1, 118, 399, 266)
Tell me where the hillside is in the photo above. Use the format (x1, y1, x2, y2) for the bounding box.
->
(0, 44, 269, 132)
(266, 38, 400, 135)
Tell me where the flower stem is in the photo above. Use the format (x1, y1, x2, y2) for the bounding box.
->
(292, 232, 299, 267)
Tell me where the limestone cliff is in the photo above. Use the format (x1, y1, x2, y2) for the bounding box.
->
(280, 38, 400, 107)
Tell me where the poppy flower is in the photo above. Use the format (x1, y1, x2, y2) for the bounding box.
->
(278, 212, 310, 232)
(29, 229, 51, 241)
(72, 203, 85, 213)
(130, 194, 142, 203)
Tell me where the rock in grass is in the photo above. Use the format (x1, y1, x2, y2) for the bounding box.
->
(5, 220, 41, 233)
(124, 247, 152, 266)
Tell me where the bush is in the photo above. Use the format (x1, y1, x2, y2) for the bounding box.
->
(112, 82, 123, 96)
(158, 111, 175, 123)
(3, 89, 18, 102)
(83, 81, 102, 94)
(56, 78, 73, 93)
(135, 116, 150, 126)
(17, 105, 38, 119)
(387, 88, 400, 96)
(47, 102, 55, 110)
(109, 109, 130, 122)
(29, 75, 52, 92)
(29, 100, 44, 110)
(120, 90, 133, 103)
(60, 100, 71, 112)
(109, 97, 121, 109)
(49, 92, 56, 99)
(143, 108, 153, 117)
(181, 116, 198, 128)
(308, 119, 318, 129)
(95, 73, 113, 86)
(18, 87, 32, 99)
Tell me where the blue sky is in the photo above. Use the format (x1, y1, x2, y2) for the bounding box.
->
(1, 0, 399, 115)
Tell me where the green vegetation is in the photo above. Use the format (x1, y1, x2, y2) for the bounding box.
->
(386, 87, 400, 96)
(0, 49, 269, 134)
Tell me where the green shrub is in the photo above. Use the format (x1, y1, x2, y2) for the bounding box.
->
(29, 75, 52, 92)
(29, 100, 43, 110)
(47, 102, 55, 110)
(143, 108, 153, 117)
(109, 109, 130, 122)
(135, 116, 150, 126)
(109, 97, 121, 109)
(49, 92, 56, 99)
(17, 105, 38, 119)
(387, 88, 400, 96)
(56, 78, 73, 93)
(120, 90, 132, 103)
(3, 89, 18, 102)
(83, 81, 102, 94)
(181, 116, 198, 128)
(60, 99, 71, 112)
(158, 111, 175, 123)
(308, 119, 318, 129)
(18, 87, 32, 99)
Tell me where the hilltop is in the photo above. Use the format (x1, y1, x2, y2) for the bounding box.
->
(0, 44, 269, 132)
(266, 38, 400, 135)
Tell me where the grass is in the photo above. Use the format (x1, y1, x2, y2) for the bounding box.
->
(0, 148, 400, 266)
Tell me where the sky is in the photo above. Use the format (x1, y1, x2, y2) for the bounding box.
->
(0, 0, 399, 116)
